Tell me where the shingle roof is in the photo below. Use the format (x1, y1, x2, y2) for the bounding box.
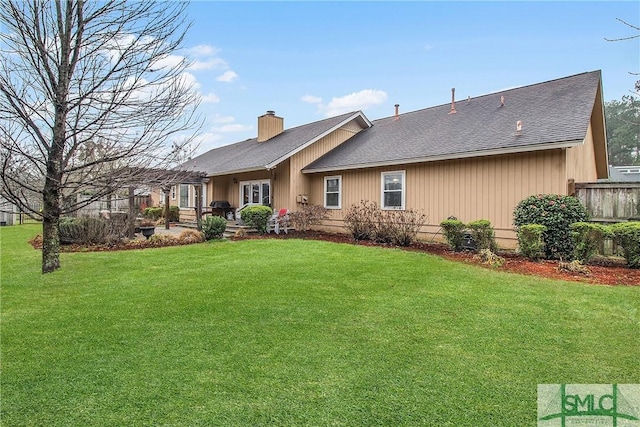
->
(304, 71, 602, 172)
(180, 111, 368, 176)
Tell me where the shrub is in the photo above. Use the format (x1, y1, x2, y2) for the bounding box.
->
(169, 206, 180, 223)
(570, 222, 610, 263)
(513, 194, 589, 259)
(177, 229, 205, 244)
(610, 222, 640, 268)
(59, 217, 109, 245)
(144, 207, 163, 220)
(240, 205, 273, 234)
(344, 200, 380, 240)
(202, 216, 227, 240)
(467, 219, 497, 251)
(289, 205, 328, 233)
(517, 224, 547, 261)
(384, 209, 427, 246)
(440, 218, 466, 251)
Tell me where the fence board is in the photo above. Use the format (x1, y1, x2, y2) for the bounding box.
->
(575, 182, 640, 223)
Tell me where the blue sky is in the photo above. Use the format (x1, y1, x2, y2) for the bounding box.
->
(181, 1, 639, 155)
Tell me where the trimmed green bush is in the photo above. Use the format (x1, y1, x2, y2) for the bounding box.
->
(202, 216, 227, 240)
(144, 207, 163, 220)
(169, 206, 180, 222)
(517, 224, 547, 261)
(610, 222, 640, 268)
(570, 222, 610, 263)
(240, 205, 273, 234)
(467, 219, 497, 251)
(440, 219, 466, 251)
(513, 194, 589, 259)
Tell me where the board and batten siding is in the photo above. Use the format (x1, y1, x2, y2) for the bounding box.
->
(287, 125, 365, 208)
(308, 149, 567, 248)
(566, 122, 600, 183)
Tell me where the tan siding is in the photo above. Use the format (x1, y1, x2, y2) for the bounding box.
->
(566, 122, 598, 182)
(287, 124, 364, 211)
(309, 150, 567, 248)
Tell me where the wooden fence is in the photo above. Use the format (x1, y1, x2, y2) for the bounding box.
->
(575, 182, 640, 223)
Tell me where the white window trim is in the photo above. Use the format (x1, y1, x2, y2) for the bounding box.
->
(239, 180, 271, 207)
(381, 170, 406, 210)
(324, 175, 342, 209)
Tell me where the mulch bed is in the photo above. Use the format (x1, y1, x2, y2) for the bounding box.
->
(29, 231, 640, 286)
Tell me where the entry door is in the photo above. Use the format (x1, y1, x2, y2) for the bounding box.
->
(240, 180, 271, 206)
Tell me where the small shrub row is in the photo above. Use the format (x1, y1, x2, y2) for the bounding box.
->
(343, 200, 426, 246)
(439, 218, 497, 252)
(517, 219, 640, 268)
(59, 217, 124, 245)
(143, 206, 180, 222)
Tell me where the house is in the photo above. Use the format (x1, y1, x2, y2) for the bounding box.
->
(177, 70, 608, 247)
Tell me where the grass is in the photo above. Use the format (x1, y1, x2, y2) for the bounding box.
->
(1, 225, 639, 426)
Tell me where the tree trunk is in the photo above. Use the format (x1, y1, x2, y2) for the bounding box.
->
(41, 175, 61, 274)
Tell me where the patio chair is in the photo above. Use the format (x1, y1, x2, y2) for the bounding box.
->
(268, 208, 290, 234)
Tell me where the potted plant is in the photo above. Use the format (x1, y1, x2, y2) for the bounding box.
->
(139, 219, 156, 239)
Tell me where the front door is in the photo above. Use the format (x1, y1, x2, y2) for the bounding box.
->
(240, 180, 271, 207)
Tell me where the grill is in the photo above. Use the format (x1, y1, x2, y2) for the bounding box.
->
(210, 200, 231, 209)
(209, 200, 235, 220)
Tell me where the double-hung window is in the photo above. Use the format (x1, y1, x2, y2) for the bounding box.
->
(324, 176, 341, 209)
(381, 171, 405, 210)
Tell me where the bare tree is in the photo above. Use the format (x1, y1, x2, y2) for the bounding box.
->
(0, 1, 201, 273)
(606, 17, 640, 93)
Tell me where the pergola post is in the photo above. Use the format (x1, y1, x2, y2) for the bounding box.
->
(163, 187, 171, 230)
(195, 183, 203, 230)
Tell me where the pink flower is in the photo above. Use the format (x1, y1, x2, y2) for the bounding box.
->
(549, 201, 555, 206)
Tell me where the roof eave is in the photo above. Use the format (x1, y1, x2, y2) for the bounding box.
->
(206, 166, 267, 177)
(265, 111, 372, 170)
(302, 139, 584, 174)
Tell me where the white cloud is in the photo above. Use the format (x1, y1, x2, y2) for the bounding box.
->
(216, 70, 239, 83)
(201, 93, 220, 103)
(213, 124, 252, 133)
(302, 94, 322, 104)
(189, 57, 227, 71)
(321, 89, 388, 117)
(186, 44, 221, 57)
(211, 114, 235, 124)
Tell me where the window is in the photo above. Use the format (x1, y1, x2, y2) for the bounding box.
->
(324, 176, 341, 209)
(240, 180, 271, 207)
(381, 171, 405, 210)
(179, 184, 190, 208)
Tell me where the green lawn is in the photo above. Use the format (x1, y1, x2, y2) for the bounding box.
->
(1, 225, 639, 426)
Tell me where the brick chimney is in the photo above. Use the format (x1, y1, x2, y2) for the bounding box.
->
(257, 110, 284, 142)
